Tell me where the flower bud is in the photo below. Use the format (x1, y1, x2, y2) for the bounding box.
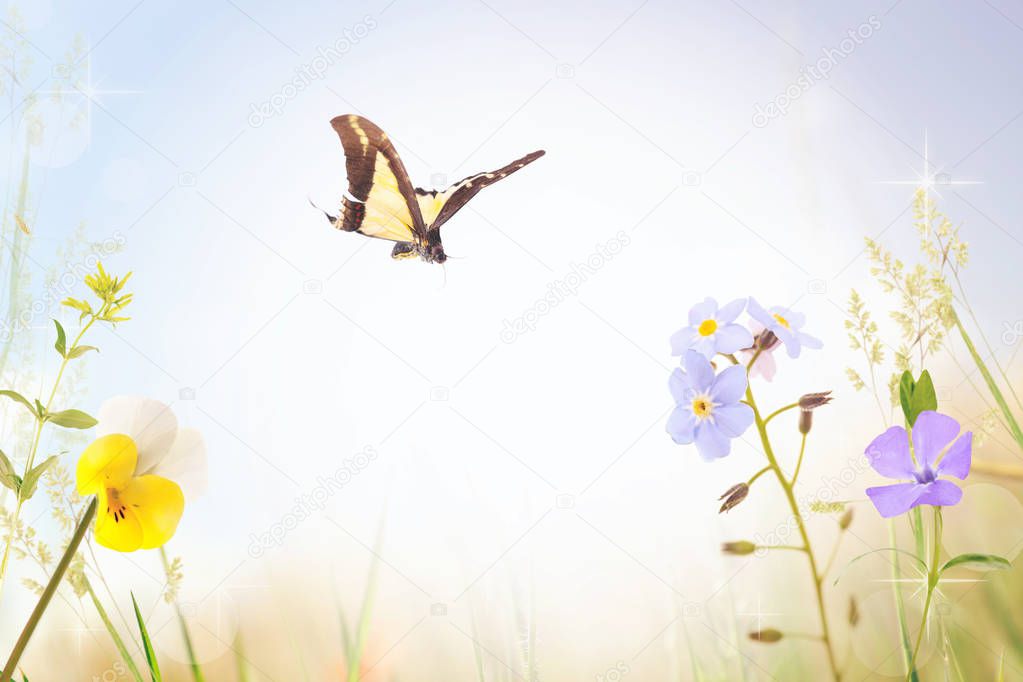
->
(718, 482, 749, 514)
(749, 628, 783, 643)
(754, 329, 780, 351)
(799, 410, 813, 435)
(798, 391, 833, 434)
(721, 541, 756, 556)
(839, 508, 853, 530)
(799, 391, 833, 410)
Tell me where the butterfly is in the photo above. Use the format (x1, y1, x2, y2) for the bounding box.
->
(320, 114, 544, 264)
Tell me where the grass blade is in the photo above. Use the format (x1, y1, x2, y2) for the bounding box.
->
(347, 517, 384, 682)
(954, 310, 1023, 453)
(234, 634, 251, 682)
(889, 521, 919, 682)
(131, 593, 162, 682)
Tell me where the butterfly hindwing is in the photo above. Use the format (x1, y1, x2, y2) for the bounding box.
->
(414, 150, 545, 232)
(330, 115, 427, 243)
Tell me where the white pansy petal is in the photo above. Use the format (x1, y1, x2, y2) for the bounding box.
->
(149, 428, 208, 500)
(99, 396, 178, 474)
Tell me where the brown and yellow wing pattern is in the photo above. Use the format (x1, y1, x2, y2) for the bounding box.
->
(329, 114, 426, 244)
(326, 114, 544, 263)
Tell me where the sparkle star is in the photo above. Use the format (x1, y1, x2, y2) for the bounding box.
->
(878, 132, 982, 201)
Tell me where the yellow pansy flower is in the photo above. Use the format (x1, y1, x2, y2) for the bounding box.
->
(75, 397, 207, 552)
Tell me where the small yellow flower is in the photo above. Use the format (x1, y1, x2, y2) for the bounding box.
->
(76, 434, 184, 552)
(75, 396, 207, 552)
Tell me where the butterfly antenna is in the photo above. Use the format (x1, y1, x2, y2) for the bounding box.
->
(307, 196, 337, 225)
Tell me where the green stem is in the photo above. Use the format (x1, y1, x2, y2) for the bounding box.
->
(86, 577, 144, 682)
(791, 433, 809, 486)
(889, 521, 920, 681)
(906, 507, 942, 681)
(764, 402, 799, 425)
(747, 466, 771, 486)
(0, 314, 99, 596)
(159, 547, 205, 682)
(746, 383, 841, 681)
(1, 498, 97, 682)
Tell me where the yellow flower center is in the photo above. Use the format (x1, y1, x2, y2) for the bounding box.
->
(772, 313, 791, 329)
(106, 487, 129, 523)
(697, 319, 718, 336)
(691, 395, 715, 419)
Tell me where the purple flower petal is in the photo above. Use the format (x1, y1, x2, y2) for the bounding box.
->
(668, 368, 687, 403)
(713, 403, 754, 437)
(774, 308, 805, 329)
(866, 482, 924, 518)
(915, 479, 963, 507)
(667, 406, 697, 444)
(688, 298, 718, 327)
(913, 411, 961, 469)
(797, 331, 823, 350)
(710, 364, 748, 404)
(865, 426, 915, 479)
(714, 324, 755, 354)
(717, 297, 747, 323)
(683, 350, 714, 392)
(669, 327, 697, 356)
(692, 335, 717, 360)
(746, 297, 771, 328)
(694, 422, 730, 460)
(936, 432, 972, 480)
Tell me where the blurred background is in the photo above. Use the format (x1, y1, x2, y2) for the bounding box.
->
(2, 0, 1023, 679)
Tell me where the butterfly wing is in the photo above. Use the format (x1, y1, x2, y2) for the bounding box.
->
(415, 150, 545, 233)
(330, 114, 427, 244)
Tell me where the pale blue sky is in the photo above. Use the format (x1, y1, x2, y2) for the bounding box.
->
(5, 0, 1023, 677)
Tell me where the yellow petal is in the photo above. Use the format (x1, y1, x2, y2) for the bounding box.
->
(120, 475, 185, 549)
(94, 488, 144, 552)
(76, 434, 138, 496)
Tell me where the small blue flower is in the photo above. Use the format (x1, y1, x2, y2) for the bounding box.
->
(746, 298, 822, 359)
(670, 297, 753, 360)
(667, 350, 755, 460)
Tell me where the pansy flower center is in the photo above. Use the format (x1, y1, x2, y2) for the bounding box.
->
(106, 487, 129, 523)
(691, 394, 715, 419)
(772, 313, 791, 329)
(697, 319, 718, 337)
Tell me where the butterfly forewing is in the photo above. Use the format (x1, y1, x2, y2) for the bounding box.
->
(330, 114, 426, 243)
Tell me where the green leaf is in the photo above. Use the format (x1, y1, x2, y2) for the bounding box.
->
(0, 449, 21, 493)
(911, 370, 937, 421)
(899, 370, 937, 426)
(45, 409, 98, 429)
(132, 593, 163, 682)
(53, 319, 67, 357)
(940, 553, 1011, 573)
(0, 390, 39, 417)
(899, 370, 915, 425)
(66, 345, 99, 359)
(19, 455, 57, 501)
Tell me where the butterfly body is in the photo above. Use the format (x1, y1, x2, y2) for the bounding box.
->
(324, 114, 544, 264)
